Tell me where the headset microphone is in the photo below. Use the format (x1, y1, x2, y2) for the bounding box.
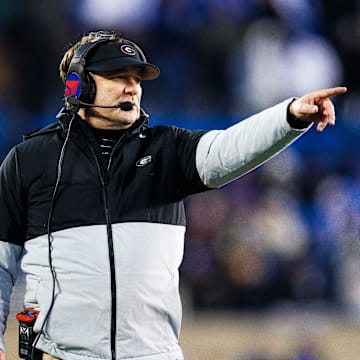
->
(118, 101, 133, 111)
(67, 96, 133, 111)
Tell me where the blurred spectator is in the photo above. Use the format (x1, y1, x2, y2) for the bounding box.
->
(76, 0, 161, 31)
(313, 173, 360, 314)
(227, 15, 343, 114)
(270, 0, 324, 33)
(212, 184, 312, 307)
(182, 190, 231, 308)
(0, 40, 20, 104)
(0, 39, 31, 159)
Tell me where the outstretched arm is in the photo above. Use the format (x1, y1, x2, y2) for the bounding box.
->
(289, 86, 347, 132)
(196, 86, 347, 188)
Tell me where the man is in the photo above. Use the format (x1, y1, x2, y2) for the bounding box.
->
(0, 30, 346, 360)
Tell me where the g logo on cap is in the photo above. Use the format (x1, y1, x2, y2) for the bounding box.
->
(120, 44, 136, 56)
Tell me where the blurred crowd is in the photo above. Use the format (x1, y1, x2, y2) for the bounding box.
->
(0, 0, 359, 333)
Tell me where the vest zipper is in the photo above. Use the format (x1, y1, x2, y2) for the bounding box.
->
(91, 130, 138, 358)
(91, 146, 117, 360)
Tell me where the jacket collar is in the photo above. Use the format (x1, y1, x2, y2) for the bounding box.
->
(59, 107, 149, 135)
(23, 107, 150, 141)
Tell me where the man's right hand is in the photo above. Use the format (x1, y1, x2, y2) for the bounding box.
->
(0, 349, 6, 360)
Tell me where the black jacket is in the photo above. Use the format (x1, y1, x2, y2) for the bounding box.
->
(1, 109, 209, 245)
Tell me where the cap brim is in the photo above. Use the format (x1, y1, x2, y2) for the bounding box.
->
(86, 57, 160, 80)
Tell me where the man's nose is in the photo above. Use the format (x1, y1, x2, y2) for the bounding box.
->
(124, 77, 139, 95)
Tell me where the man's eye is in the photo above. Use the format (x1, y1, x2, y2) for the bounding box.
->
(109, 75, 141, 83)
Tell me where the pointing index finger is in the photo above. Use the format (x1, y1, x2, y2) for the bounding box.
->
(311, 86, 347, 99)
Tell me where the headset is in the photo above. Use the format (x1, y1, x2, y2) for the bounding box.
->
(64, 34, 148, 106)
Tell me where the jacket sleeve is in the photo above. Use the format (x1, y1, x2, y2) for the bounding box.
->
(0, 146, 26, 350)
(0, 241, 23, 351)
(195, 98, 312, 188)
(0, 147, 26, 245)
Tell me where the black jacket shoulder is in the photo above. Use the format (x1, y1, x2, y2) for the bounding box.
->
(23, 122, 64, 141)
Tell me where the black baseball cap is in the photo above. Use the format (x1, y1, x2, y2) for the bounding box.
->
(86, 41, 160, 80)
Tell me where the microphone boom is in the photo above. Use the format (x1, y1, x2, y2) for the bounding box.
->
(67, 96, 133, 111)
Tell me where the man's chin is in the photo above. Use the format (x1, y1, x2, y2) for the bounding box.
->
(114, 114, 138, 128)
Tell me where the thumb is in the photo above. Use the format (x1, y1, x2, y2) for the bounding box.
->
(290, 100, 319, 117)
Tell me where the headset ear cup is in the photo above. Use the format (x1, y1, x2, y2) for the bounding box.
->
(65, 37, 110, 105)
(87, 74, 96, 104)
